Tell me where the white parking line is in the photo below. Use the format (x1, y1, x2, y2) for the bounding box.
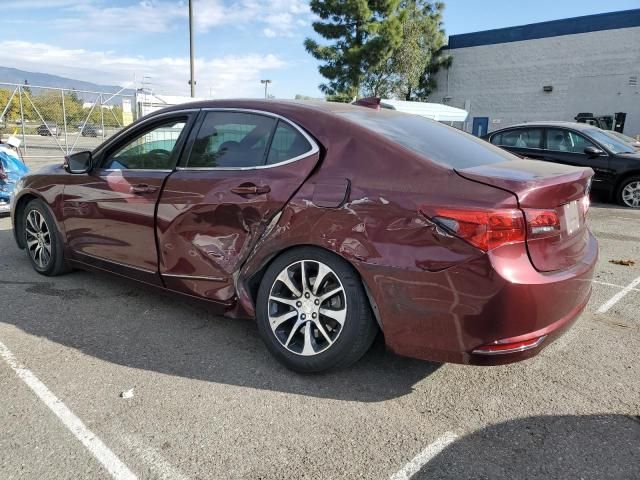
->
(0, 339, 137, 480)
(389, 432, 458, 480)
(592, 280, 640, 292)
(597, 275, 640, 314)
(122, 434, 190, 480)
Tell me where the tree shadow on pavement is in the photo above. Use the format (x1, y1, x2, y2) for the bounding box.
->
(0, 229, 440, 402)
(417, 414, 640, 479)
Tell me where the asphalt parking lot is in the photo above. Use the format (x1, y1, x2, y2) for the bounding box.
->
(1, 196, 639, 479)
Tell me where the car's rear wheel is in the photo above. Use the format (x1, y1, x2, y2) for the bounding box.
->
(23, 199, 69, 276)
(618, 176, 640, 208)
(256, 247, 378, 373)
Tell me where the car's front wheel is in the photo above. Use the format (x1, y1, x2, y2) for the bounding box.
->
(256, 247, 378, 373)
(22, 199, 70, 276)
(618, 176, 640, 208)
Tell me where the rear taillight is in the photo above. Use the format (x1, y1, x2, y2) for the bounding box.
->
(524, 209, 561, 239)
(428, 208, 526, 252)
(581, 194, 590, 217)
(0, 171, 7, 181)
(472, 335, 547, 355)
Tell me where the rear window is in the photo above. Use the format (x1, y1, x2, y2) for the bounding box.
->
(339, 110, 514, 169)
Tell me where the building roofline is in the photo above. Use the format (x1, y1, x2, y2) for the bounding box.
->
(447, 9, 640, 49)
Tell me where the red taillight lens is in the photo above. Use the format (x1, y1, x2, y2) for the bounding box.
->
(524, 209, 561, 238)
(581, 194, 590, 217)
(472, 335, 547, 355)
(429, 208, 526, 252)
(0, 171, 7, 181)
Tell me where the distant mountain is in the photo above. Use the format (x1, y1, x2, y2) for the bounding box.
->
(0, 66, 135, 98)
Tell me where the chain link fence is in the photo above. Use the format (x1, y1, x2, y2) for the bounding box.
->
(0, 83, 134, 170)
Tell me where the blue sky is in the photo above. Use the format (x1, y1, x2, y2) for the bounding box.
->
(2, 0, 639, 98)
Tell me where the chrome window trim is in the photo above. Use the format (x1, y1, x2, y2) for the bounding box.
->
(161, 273, 226, 282)
(177, 108, 320, 171)
(97, 168, 173, 173)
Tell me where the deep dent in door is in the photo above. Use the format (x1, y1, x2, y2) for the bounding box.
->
(154, 153, 322, 304)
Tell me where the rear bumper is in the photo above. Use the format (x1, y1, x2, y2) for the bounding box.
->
(357, 230, 598, 365)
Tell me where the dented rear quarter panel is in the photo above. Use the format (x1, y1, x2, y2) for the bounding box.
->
(226, 105, 523, 361)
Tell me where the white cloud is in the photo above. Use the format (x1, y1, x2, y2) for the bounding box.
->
(0, 40, 286, 98)
(194, 0, 310, 36)
(2, 0, 95, 7)
(57, 1, 185, 34)
(51, 0, 311, 37)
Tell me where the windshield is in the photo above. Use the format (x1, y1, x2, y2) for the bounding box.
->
(609, 130, 639, 145)
(586, 129, 635, 154)
(338, 110, 514, 169)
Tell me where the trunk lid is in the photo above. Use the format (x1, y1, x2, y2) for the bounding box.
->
(456, 159, 593, 272)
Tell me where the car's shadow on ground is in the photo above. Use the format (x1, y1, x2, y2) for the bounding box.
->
(417, 414, 640, 479)
(0, 229, 440, 402)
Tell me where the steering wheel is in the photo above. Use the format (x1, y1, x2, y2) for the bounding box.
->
(147, 149, 171, 160)
(145, 149, 172, 169)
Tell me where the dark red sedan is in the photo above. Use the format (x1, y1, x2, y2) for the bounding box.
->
(11, 100, 597, 372)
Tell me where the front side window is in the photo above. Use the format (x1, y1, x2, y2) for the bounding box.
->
(188, 112, 276, 168)
(546, 129, 595, 153)
(493, 128, 542, 148)
(103, 119, 187, 170)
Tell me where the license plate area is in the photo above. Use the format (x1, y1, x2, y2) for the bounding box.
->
(562, 200, 581, 236)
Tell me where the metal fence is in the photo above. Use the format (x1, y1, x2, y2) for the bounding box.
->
(0, 82, 134, 170)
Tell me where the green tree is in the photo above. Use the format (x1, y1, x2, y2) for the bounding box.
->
(411, 45, 452, 101)
(363, 1, 451, 101)
(304, 0, 403, 100)
(0, 88, 22, 121)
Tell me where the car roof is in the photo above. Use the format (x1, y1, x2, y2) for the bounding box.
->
(153, 98, 379, 119)
(492, 121, 595, 132)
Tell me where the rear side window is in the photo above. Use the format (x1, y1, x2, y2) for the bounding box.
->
(188, 112, 276, 168)
(266, 121, 312, 165)
(339, 110, 514, 169)
(492, 128, 542, 148)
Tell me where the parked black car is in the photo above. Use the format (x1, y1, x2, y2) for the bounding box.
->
(79, 123, 103, 137)
(484, 122, 640, 208)
(36, 123, 60, 136)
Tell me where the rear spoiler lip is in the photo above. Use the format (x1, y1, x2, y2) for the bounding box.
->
(455, 160, 594, 208)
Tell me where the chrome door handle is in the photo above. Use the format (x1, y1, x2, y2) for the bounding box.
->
(130, 184, 157, 194)
(230, 185, 270, 195)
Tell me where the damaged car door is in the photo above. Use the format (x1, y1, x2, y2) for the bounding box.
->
(156, 110, 320, 303)
(62, 113, 195, 284)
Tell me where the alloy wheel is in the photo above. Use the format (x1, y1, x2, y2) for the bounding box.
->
(622, 181, 640, 208)
(25, 209, 52, 269)
(268, 260, 347, 356)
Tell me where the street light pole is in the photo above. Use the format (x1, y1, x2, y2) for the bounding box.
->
(260, 79, 272, 99)
(188, 0, 195, 97)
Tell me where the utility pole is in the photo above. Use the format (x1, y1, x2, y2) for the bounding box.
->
(188, 0, 195, 97)
(260, 79, 272, 99)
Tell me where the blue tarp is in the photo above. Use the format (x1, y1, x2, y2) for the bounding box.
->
(0, 147, 29, 203)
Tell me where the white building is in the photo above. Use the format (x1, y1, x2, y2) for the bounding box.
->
(430, 9, 640, 137)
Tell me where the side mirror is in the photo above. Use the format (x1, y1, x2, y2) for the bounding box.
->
(65, 151, 93, 174)
(584, 146, 604, 157)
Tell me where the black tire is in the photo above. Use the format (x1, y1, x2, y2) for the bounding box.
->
(617, 176, 640, 208)
(22, 198, 70, 276)
(256, 247, 378, 373)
